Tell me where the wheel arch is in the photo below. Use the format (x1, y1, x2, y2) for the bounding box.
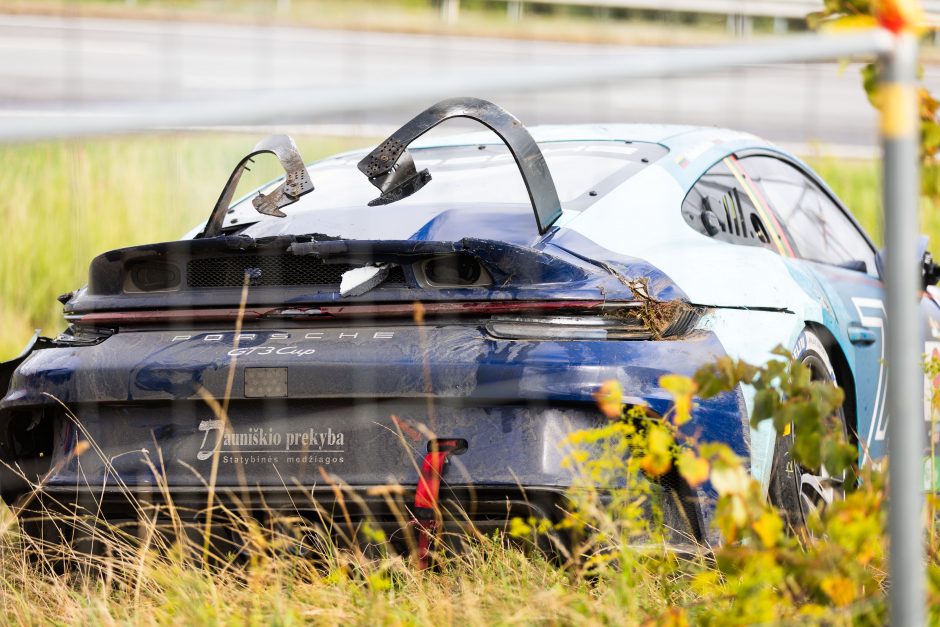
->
(803, 321, 859, 448)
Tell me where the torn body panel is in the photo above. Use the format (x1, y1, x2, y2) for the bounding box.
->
(64, 235, 688, 317)
(200, 135, 314, 239)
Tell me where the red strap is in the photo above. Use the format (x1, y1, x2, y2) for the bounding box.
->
(415, 451, 448, 509)
(412, 450, 450, 569)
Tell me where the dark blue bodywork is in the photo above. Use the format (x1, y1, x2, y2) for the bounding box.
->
(0, 220, 745, 542)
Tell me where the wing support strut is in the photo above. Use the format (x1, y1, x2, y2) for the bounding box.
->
(199, 134, 314, 239)
(357, 97, 563, 234)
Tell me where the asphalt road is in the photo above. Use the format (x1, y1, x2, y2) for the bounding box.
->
(1, 13, 936, 148)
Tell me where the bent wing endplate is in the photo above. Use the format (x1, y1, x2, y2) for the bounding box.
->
(357, 97, 563, 235)
(200, 134, 314, 239)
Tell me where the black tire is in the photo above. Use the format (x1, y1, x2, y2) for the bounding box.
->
(767, 329, 849, 532)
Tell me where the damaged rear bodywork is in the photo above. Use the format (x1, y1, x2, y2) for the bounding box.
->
(1, 99, 785, 554)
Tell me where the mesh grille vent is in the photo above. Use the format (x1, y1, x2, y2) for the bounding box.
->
(186, 255, 406, 289)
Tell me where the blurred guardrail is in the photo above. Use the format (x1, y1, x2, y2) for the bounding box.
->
(440, 0, 940, 34)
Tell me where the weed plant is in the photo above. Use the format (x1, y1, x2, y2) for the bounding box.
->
(0, 349, 935, 624)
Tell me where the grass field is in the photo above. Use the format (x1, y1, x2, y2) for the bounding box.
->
(0, 133, 924, 360)
(0, 0, 749, 47)
(0, 134, 373, 360)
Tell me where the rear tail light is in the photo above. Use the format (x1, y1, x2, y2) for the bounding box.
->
(65, 301, 698, 338)
(486, 316, 653, 340)
(485, 307, 698, 341)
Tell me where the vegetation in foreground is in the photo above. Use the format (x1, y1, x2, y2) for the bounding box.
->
(0, 351, 935, 624)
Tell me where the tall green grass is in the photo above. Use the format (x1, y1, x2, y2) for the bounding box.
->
(0, 134, 370, 359)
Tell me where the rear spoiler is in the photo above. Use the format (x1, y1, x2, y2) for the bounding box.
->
(199, 99, 562, 239)
(357, 97, 563, 234)
(199, 135, 315, 239)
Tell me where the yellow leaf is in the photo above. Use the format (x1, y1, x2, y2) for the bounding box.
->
(711, 465, 751, 497)
(660, 374, 696, 396)
(640, 425, 673, 476)
(730, 494, 748, 527)
(752, 511, 783, 548)
(640, 452, 672, 477)
(594, 379, 624, 419)
(677, 449, 710, 487)
(508, 517, 532, 537)
(819, 14, 879, 31)
(647, 424, 673, 455)
(660, 374, 697, 425)
(820, 576, 856, 608)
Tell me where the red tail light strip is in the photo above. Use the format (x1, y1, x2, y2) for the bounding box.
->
(67, 308, 272, 325)
(317, 300, 608, 317)
(68, 300, 614, 326)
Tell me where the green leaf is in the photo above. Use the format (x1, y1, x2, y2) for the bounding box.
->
(752, 389, 779, 424)
(694, 363, 727, 398)
(822, 439, 857, 475)
(793, 429, 822, 471)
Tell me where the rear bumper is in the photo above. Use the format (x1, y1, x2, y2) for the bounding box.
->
(16, 480, 701, 555)
(1, 324, 747, 545)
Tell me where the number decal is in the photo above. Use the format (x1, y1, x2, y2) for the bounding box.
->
(852, 297, 888, 463)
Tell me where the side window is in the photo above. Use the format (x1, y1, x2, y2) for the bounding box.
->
(681, 157, 785, 253)
(740, 156, 877, 274)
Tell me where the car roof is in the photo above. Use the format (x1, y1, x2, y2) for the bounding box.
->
(411, 123, 785, 191)
(411, 123, 762, 151)
(222, 124, 795, 246)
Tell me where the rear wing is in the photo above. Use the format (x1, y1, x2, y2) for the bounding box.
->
(200, 135, 315, 239)
(199, 99, 563, 238)
(357, 97, 563, 234)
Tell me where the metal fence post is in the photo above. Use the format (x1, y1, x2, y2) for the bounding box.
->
(882, 31, 925, 626)
(441, 0, 460, 24)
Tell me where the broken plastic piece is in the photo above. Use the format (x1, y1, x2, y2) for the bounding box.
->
(199, 135, 314, 238)
(339, 264, 391, 297)
(366, 150, 432, 207)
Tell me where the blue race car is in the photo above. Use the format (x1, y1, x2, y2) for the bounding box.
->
(2, 98, 938, 550)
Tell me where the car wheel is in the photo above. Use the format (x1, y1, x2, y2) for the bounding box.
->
(767, 329, 849, 532)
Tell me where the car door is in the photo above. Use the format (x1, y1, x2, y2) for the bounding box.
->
(738, 154, 891, 463)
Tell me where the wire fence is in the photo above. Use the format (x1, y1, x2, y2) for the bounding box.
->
(0, 8, 926, 622)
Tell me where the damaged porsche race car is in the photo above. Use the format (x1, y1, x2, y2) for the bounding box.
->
(2, 98, 939, 555)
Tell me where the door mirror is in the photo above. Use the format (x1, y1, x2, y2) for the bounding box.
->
(875, 234, 940, 288)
